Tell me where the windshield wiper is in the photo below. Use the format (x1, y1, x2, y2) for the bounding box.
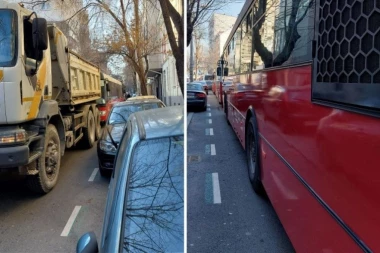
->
(106, 127, 118, 149)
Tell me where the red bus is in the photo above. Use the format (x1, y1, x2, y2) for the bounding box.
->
(222, 0, 379, 252)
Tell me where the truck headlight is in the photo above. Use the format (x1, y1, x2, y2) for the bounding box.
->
(0, 130, 27, 144)
(99, 140, 117, 152)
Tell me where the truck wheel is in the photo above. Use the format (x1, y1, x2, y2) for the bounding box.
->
(94, 108, 102, 141)
(246, 117, 264, 195)
(27, 124, 61, 194)
(82, 110, 96, 149)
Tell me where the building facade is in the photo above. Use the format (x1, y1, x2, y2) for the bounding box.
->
(146, 0, 183, 106)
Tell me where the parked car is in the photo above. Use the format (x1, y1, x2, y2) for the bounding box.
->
(97, 97, 126, 125)
(205, 80, 213, 90)
(198, 80, 209, 94)
(77, 106, 184, 253)
(187, 83, 207, 111)
(97, 97, 165, 176)
(127, 95, 157, 100)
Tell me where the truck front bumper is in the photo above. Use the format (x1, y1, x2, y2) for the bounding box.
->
(0, 145, 29, 168)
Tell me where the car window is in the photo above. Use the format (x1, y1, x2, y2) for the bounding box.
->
(108, 103, 161, 124)
(120, 136, 184, 253)
(187, 83, 202, 91)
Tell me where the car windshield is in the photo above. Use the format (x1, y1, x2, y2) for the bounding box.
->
(187, 83, 202, 91)
(0, 10, 17, 67)
(108, 103, 161, 124)
(224, 82, 233, 86)
(204, 75, 213, 80)
(121, 136, 184, 253)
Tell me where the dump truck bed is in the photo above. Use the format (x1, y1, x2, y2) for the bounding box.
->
(48, 24, 101, 106)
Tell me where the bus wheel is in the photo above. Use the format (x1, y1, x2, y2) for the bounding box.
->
(26, 124, 61, 194)
(246, 117, 264, 195)
(224, 93, 230, 125)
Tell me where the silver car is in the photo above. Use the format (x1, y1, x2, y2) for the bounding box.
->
(77, 106, 184, 253)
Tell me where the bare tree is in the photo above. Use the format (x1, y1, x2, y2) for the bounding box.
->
(156, 0, 184, 96)
(21, 0, 166, 96)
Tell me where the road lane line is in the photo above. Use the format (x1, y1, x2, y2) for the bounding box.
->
(88, 168, 98, 182)
(208, 113, 211, 117)
(209, 119, 212, 124)
(212, 173, 222, 204)
(61, 206, 81, 237)
(187, 112, 194, 126)
(210, 128, 214, 135)
(205, 129, 209, 135)
(207, 104, 210, 106)
(211, 144, 216, 155)
(207, 108, 211, 111)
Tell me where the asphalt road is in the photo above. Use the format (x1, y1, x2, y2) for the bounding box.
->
(0, 145, 109, 253)
(187, 95, 295, 253)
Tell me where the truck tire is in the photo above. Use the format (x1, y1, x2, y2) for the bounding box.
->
(26, 124, 61, 194)
(94, 108, 102, 141)
(82, 110, 96, 149)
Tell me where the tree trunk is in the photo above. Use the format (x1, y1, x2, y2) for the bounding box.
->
(136, 68, 148, 95)
(158, 0, 184, 96)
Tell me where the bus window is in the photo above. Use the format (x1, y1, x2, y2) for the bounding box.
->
(312, 0, 380, 115)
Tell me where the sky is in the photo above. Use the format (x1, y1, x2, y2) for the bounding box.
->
(218, 1, 245, 18)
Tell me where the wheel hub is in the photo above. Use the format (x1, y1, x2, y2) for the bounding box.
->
(45, 140, 58, 178)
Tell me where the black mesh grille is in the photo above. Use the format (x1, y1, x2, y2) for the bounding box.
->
(316, 0, 380, 83)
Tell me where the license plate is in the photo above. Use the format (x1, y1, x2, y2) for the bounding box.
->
(187, 93, 195, 98)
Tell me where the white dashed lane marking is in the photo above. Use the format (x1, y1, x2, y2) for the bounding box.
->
(88, 168, 98, 182)
(61, 206, 81, 237)
(209, 119, 212, 124)
(211, 144, 216, 155)
(208, 113, 211, 117)
(206, 128, 214, 136)
(212, 173, 222, 204)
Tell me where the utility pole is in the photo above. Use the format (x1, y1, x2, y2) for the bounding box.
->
(190, 38, 194, 82)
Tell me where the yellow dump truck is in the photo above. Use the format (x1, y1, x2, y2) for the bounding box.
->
(0, 1, 103, 193)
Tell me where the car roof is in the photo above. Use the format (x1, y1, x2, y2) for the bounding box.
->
(131, 106, 184, 140)
(113, 98, 163, 107)
(127, 95, 157, 100)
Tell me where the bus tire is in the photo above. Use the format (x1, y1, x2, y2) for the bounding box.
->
(26, 124, 61, 194)
(94, 108, 102, 141)
(246, 117, 264, 195)
(82, 110, 96, 149)
(224, 93, 230, 125)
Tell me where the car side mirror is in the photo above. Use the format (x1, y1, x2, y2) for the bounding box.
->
(76, 232, 99, 253)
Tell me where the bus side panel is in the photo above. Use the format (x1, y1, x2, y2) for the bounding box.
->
(229, 65, 380, 251)
(260, 138, 361, 253)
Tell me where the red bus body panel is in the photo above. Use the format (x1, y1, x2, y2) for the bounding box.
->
(227, 64, 380, 252)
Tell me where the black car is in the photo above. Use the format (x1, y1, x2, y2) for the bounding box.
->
(187, 83, 207, 111)
(97, 98, 165, 176)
